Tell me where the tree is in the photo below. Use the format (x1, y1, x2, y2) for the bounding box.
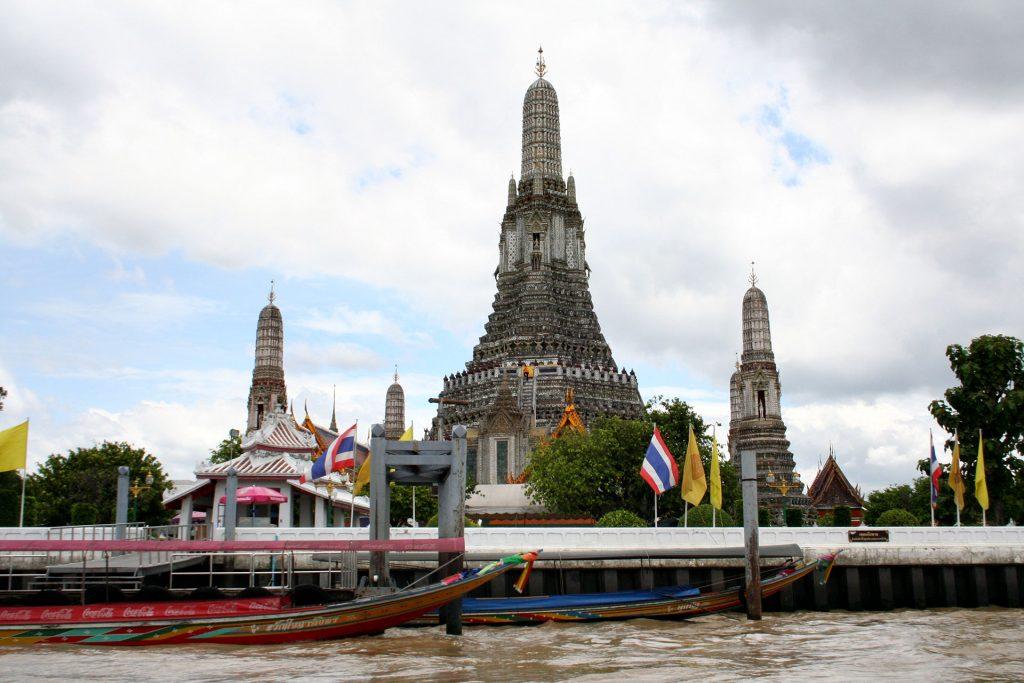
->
(876, 508, 918, 527)
(29, 442, 172, 526)
(0, 386, 7, 411)
(209, 433, 242, 464)
(391, 477, 477, 527)
(596, 509, 647, 527)
(864, 484, 915, 525)
(682, 503, 736, 527)
(929, 335, 1024, 524)
(785, 508, 804, 527)
(526, 398, 739, 523)
(833, 505, 852, 526)
(70, 502, 99, 525)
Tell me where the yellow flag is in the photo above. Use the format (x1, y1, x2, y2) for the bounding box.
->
(948, 433, 965, 511)
(709, 434, 722, 510)
(400, 426, 414, 441)
(681, 425, 706, 506)
(0, 421, 28, 473)
(975, 430, 989, 511)
(353, 454, 371, 496)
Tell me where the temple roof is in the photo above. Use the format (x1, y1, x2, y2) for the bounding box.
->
(196, 452, 303, 478)
(807, 452, 865, 509)
(242, 409, 316, 455)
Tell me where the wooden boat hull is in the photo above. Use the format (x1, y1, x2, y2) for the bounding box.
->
(421, 559, 819, 625)
(0, 564, 516, 646)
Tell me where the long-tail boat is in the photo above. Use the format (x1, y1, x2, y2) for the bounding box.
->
(420, 554, 835, 625)
(0, 538, 536, 646)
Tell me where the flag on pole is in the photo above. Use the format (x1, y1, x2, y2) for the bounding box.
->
(975, 430, 989, 512)
(929, 431, 940, 509)
(640, 425, 677, 494)
(948, 432, 965, 512)
(0, 421, 28, 473)
(681, 425, 707, 507)
(353, 454, 371, 496)
(301, 423, 357, 483)
(709, 434, 722, 511)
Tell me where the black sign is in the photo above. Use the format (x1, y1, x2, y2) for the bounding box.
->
(848, 529, 889, 543)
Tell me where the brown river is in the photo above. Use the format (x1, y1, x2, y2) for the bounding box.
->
(1, 609, 1022, 681)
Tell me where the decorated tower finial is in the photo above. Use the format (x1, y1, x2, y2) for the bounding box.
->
(330, 384, 338, 432)
(535, 46, 546, 78)
(749, 261, 758, 287)
(394, 364, 399, 384)
(268, 279, 276, 305)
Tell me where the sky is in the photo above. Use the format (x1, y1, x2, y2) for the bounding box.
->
(1, 1, 1022, 492)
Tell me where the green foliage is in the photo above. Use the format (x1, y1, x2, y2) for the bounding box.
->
(785, 508, 804, 527)
(875, 508, 919, 527)
(0, 471, 24, 526)
(833, 505, 852, 526)
(0, 386, 6, 412)
(29, 442, 172, 526)
(817, 513, 834, 527)
(929, 334, 1024, 524)
(392, 478, 477, 527)
(70, 502, 98, 525)
(596, 509, 647, 527)
(681, 503, 735, 527)
(525, 398, 738, 522)
(209, 433, 242, 464)
(865, 484, 914, 525)
(758, 508, 770, 526)
(425, 512, 479, 528)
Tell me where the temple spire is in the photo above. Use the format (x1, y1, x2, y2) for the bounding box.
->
(247, 289, 287, 433)
(521, 48, 562, 182)
(330, 384, 337, 432)
(749, 261, 758, 287)
(535, 45, 546, 78)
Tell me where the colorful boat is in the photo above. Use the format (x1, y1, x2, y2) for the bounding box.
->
(420, 555, 830, 625)
(0, 552, 535, 646)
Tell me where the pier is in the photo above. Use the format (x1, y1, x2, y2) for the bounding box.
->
(1, 525, 1020, 611)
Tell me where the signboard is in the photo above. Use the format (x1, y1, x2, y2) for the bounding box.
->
(848, 529, 889, 543)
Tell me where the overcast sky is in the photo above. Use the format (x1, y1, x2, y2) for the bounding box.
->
(1, 1, 1021, 492)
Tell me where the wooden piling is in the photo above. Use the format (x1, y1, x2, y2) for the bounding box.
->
(740, 449, 761, 620)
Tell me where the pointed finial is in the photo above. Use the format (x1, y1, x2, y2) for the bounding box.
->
(394, 364, 399, 384)
(303, 399, 309, 418)
(289, 400, 294, 417)
(268, 279, 276, 304)
(330, 384, 337, 432)
(735, 351, 741, 370)
(535, 46, 547, 78)
(749, 262, 758, 287)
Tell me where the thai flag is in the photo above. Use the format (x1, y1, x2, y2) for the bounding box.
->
(301, 423, 357, 483)
(929, 431, 941, 509)
(640, 426, 678, 494)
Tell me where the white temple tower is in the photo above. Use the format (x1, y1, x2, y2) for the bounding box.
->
(245, 283, 287, 434)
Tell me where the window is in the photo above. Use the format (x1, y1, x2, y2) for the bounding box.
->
(467, 447, 478, 485)
(496, 440, 508, 482)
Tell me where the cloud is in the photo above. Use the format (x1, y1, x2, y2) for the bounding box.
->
(286, 341, 384, 373)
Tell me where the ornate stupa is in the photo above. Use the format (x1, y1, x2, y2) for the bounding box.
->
(434, 49, 643, 485)
(246, 282, 287, 434)
(384, 368, 406, 439)
(728, 268, 810, 513)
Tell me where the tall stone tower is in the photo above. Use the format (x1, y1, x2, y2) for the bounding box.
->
(728, 270, 809, 513)
(246, 283, 287, 434)
(435, 49, 643, 484)
(384, 368, 406, 439)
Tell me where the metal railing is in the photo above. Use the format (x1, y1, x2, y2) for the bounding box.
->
(42, 523, 212, 566)
(168, 551, 358, 591)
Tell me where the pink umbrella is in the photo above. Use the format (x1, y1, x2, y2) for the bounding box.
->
(219, 486, 288, 504)
(171, 511, 208, 523)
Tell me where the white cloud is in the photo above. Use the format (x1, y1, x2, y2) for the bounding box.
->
(1, 2, 1021, 491)
(286, 341, 384, 373)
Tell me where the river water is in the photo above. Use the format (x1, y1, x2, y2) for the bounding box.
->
(1, 609, 1022, 681)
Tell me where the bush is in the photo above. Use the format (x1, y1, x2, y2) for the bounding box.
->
(758, 508, 771, 526)
(817, 513, 835, 527)
(833, 505, 852, 526)
(425, 513, 479, 528)
(875, 508, 919, 527)
(680, 504, 735, 527)
(596, 509, 647, 528)
(785, 508, 804, 527)
(70, 502, 99, 526)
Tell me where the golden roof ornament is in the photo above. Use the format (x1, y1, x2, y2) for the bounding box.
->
(535, 46, 547, 78)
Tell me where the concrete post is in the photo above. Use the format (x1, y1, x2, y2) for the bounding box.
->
(439, 425, 467, 635)
(180, 494, 194, 540)
(369, 424, 390, 585)
(741, 449, 762, 620)
(314, 496, 326, 528)
(115, 466, 130, 540)
(224, 467, 238, 542)
(278, 483, 292, 528)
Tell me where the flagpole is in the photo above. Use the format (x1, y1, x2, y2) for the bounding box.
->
(18, 468, 26, 527)
(929, 430, 936, 527)
(410, 420, 416, 526)
(654, 492, 658, 528)
(684, 501, 688, 528)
